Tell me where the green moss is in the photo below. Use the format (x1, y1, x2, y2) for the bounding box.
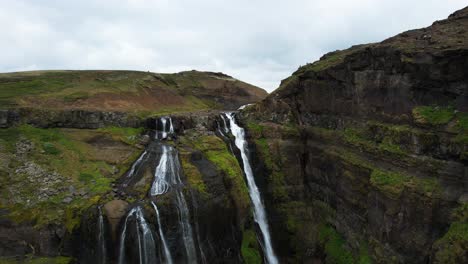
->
(0, 256, 72, 264)
(358, 242, 372, 264)
(412, 106, 455, 125)
(434, 221, 468, 264)
(378, 139, 405, 156)
(370, 169, 440, 197)
(370, 170, 406, 196)
(343, 127, 372, 147)
(97, 126, 143, 145)
(318, 225, 355, 264)
(0, 125, 138, 230)
(182, 134, 250, 210)
(254, 138, 288, 201)
(179, 153, 208, 196)
(433, 203, 468, 263)
(294, 45, 368, 74)
(246, 122, 265, 138)
(456, 112, 468, 130)
(42, 142, 61, 155)
(241, 229, 262, 264)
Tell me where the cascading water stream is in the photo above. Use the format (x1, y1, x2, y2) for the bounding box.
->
(127, 150, 148, 178)
(224, 112, 279, 264)
(150, 136, 197, 263)
(118, 116, 199, 263)
(151, 201, 173, 264)
(156, 116, 175, 140)
(118, 207, 157, 264)
(97, 206, 107, 264)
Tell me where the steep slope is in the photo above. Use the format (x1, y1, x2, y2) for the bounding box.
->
(0, 70, 267, 114)
(241, 6, 468, 264)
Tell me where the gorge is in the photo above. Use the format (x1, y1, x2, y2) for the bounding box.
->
(1, 6, 468, 264)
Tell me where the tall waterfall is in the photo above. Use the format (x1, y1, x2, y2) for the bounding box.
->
(224, 112, 279, 264)
(118, 207, 157, 264)
(97, 206, 107, 264)
(151, 201, 173, 264)
(150, 140, 197, 263)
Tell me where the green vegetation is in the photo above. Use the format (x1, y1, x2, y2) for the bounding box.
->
(456, 112, 468, 130)
(255, 138, 288, 201)
(0, 125, 140, 230)
(42, 142, 61, 155)
(0, 256, 71, 264)
(246, 122, 265, 137)
(294, 45, 369, 74)
(179, 153, 208, 196)
(433, 203, 468, 264)
(370, 168, 440, 197)
(0, 70, 264, 115)
(241, 229, 262, 264)
(180, 134, 250, 210)
(412, 106, 455, 125)
(318, 225, 372, 264)
(319, 225, 355, 264)
(97, 126, 144, 145)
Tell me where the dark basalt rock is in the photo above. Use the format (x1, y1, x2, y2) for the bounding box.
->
(240, 6, 468, 264)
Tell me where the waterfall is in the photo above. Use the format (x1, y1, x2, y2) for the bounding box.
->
(150, 144, 183, 196)
(224, 112, 279, 264)
(97, 206, 107, 264)
(151, 202, 173, 264)
(156, 116, 175, 140)
(127, 150, 148, 178)
(150, 143, 198, 263)
(118, 207, 157, 264)
(175, 191, 197, 263)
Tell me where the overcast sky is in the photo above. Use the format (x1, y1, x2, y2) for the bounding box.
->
(1, 0, 466, 92)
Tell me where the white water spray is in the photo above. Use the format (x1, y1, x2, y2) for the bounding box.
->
(225, 112, 279, 264)
(97, 206, 107, 264)
(151, 201, 173, 264)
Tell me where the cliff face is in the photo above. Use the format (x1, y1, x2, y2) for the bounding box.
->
(0, 113, 260, 263)
(241, 7, 468, 264)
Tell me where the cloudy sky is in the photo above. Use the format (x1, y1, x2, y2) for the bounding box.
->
(1, 0, 466, 92)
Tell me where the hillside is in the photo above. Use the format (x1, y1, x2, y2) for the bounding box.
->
(0, 70, 267, 114)
(241, 6, 468, 263)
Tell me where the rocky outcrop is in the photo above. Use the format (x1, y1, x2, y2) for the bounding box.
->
(0, 108, 143, 129)
(240, 6, 468, 264)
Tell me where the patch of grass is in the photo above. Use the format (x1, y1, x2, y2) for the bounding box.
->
(255, 138, 288, 201)
(318, 225, 355, 264)
(370, 168, 440, 197)
(0, 256, 72, 264)
(294, 45, 368, 74)
(378, 138, 405, 156)
(241, 229, 262, 264)
(412, 106, 455, 125)
(182, 134, 250, 210)
(62, 91, 89, 102)
(246, 122, 265, 137)
(358, 242, 372, 264)
(0, 125, 138, 230)
(456, 112, 468, 130)
(42, 142, 61, 155)
(433, 221, 468, 263)
(97, 126, 143, 145)
(0, 70, 258, 113)
(179, 153, 208, 196)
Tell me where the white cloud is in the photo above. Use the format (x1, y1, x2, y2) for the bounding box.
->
(0, 0, 466, 92)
